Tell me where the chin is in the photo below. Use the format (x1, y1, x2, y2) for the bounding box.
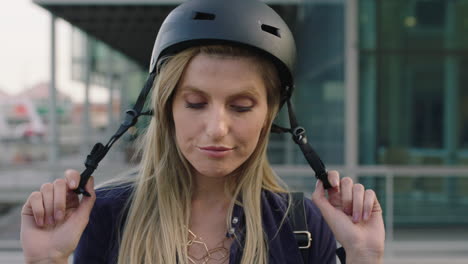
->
(195, 166, 235, 178)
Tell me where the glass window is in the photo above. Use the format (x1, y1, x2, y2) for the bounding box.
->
(359, 0, 468, 227)
(460, 58, 468, 151)
(268, 1, 345, 166)
(359, 0, 468, 166)
(359, 175, 468, 226)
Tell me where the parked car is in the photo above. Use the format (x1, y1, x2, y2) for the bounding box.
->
(0, 98, 46, 143)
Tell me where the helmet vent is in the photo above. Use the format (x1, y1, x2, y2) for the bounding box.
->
(192, 12, 216, 20)
(261, 24, 281, 38)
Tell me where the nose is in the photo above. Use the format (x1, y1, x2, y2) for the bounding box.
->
(205, 105, 229, 140)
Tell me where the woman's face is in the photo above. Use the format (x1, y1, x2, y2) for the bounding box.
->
(172, 53, 268, 179)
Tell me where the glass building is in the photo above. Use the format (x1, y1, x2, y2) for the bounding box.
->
(357, 0, 468, 226)
(34, 0, 468, 237)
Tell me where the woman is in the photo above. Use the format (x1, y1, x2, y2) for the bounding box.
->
(20, 0, 385, 263)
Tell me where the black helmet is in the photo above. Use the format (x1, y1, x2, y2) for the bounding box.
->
(73, 0, 331, 197)
(149, 0, 296, 96)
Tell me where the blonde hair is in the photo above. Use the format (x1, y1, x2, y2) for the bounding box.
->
(115, 45, 289, 264)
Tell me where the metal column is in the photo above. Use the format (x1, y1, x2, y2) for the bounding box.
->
(49, 14, 59, 180)
(345, 0, 359, 178)
(107, 52, 116, 138)
(444, 0, 459, 165)
(81, 36, 92, 154)
(444, 0, 459, 202)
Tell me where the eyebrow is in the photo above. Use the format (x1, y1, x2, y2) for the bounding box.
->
(178, 85, 262, 100)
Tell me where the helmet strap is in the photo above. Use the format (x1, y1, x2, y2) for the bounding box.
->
(73, 74, 332, 195)
(271, 97, 332, 189)
(73, 72, 157, 196)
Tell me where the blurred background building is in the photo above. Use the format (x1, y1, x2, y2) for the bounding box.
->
(0, 0, 467, 263)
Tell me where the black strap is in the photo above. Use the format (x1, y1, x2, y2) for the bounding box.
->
(290, 192, 347, 264)
(336, 246, 346, 263)
(290, 192, 309, 264)
(271, 98, 332, 189)
(74, 72, 156, 196)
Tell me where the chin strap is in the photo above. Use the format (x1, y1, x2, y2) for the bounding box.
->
(74, 74, 331, 195)
(74, 72, 156, 196)
(271, 97, 332, 189)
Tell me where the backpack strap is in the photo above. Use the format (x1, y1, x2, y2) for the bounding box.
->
(336, 246, 346, 263)
(290, 192, 347, 264)
(290, 192, 311, 264)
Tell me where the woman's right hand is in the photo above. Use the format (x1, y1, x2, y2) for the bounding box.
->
(20, 170, 96, 264)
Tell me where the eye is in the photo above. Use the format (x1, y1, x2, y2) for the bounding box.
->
(183, 93, 206, 110)
(231, 105, 252, 112)
(230, 97, 254, 112)
(185, 102, 206, 109)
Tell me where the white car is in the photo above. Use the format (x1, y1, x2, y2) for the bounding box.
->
(0, 98, 46, 143)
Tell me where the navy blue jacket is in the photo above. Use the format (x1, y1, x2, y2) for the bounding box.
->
(74, 186, 337, 263)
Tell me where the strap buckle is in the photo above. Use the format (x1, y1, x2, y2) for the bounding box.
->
(121, 109, 139, 127)
(292, 126, 307, 145)
(294, 231, 312, 249)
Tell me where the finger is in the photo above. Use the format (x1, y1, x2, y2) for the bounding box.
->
(326, 171, 342, 207)
(64, 170, 81, 210)
(327, 170, 340, 188)
(312, 180, 332, 214)
(312, 180, 344, 231)
(363, 189, 376, 221)
(340, 177, 353, 215)
(53, 179, 67, 223)
(66, 191, 80, 209)
(312, 180, 326, 206)
(352, 184, 365, 223)
(80, 176, 96, 213)
(22, 192, 45, 227)
(40, 183, 55, 226)
(66, 176, 96, 231)
(65, 169, 81, 190)
(372, 194, 383, 213)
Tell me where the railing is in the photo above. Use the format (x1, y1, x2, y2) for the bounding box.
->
(1, 164, 468, 256)
(275, 165, 468, 256)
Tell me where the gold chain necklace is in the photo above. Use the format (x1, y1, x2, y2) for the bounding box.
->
(187, 229, 232, 264)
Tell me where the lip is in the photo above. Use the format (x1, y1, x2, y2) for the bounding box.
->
(198, 146, 233, 158)
(200, 146, 233, 151)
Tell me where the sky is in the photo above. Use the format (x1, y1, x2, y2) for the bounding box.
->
(0, 0, 108, 103)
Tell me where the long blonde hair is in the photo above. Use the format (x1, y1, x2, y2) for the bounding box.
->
(116, 45, 288, 264)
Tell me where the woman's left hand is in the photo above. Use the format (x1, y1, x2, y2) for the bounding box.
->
(311, 171, 385, 264)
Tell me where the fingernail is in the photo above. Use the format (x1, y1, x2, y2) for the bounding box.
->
(37, 218, 44, 226)
(333, 179, 339, 187)
(315, 180, 319, 187)
(353, 214, 359, 223)
(70, 180, 76, 188)
(55, 210, 63, 221)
